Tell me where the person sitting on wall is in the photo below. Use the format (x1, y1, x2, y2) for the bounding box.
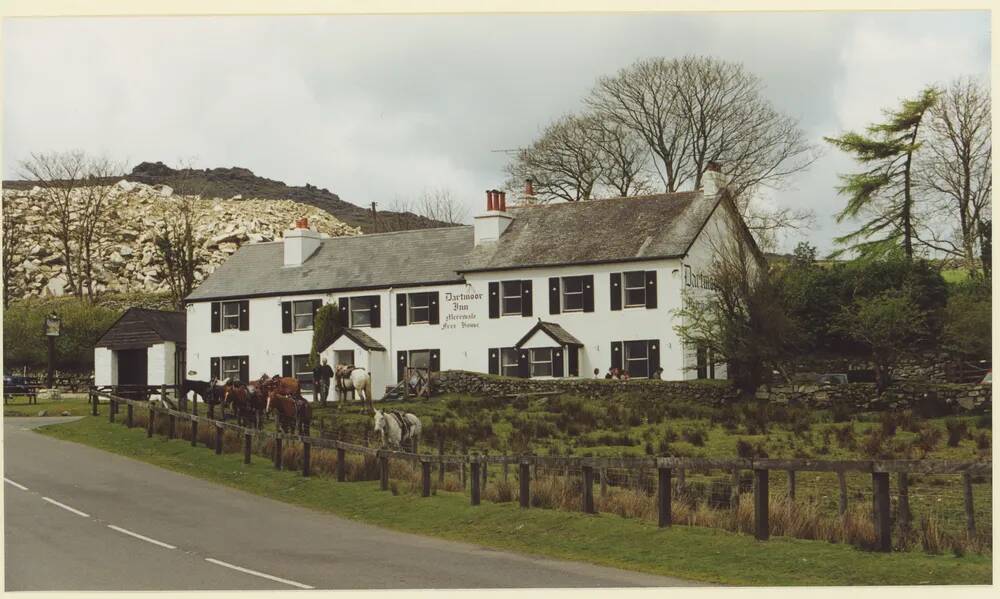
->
(593, 368, 601, 379)
(621, 370, 630, 381)
(651, 367, 664, 380)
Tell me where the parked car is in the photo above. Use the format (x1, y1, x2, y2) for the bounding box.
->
(817, 373, 849, 386)
(3, 374, 37, 401)
(980, 369, 991, 385)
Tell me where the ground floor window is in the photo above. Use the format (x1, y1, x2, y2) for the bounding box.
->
(696, 345, 716, 379)
(530, 348, 553, 377)
(409, 349, 431, 370)
(501, 348, 520, 377)
(292, 354, 313, 388)
(624, 341, 650, 378)
(221, 356, 242, 380)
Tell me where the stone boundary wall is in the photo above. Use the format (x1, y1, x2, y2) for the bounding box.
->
(433, 370, 991, 414)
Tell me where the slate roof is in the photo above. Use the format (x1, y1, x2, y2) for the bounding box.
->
(462, 192, 717, 272)
(95, 308, 186, 350)
(516, 320, 584, 348)
(186, 192, 728, 302)
(320, 328, 386, 352)
(185, 226, 474, 302)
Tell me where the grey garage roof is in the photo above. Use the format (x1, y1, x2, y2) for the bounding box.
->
(185, 225, 474, 302)
(186, 192, 731, 302)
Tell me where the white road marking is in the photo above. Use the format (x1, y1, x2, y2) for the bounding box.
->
(41, 496, 90, 518)
(204, 558, 314, 589)
(3, 477, 28, 491)
(107, 524, 177, 550)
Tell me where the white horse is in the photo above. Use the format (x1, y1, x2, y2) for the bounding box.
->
(335, 365, 373, 413)
(374, 409, 421, 451)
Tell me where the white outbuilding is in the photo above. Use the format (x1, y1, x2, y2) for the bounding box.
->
(93, 308, 187, 388)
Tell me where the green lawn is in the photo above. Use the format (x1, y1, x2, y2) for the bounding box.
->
(36, 416, 992, 586)
(3, 394, 92, 417)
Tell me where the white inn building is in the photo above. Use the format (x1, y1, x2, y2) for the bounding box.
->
(183, 171, 763, 396)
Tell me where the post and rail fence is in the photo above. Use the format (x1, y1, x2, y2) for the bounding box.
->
(88, 386, 991, 553)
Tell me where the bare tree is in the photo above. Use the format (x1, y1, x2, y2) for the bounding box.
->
(2, 196, 27, 307)
(586, 117, 656, 197)
(154, 195, 204, 309)
(916, 76, 991, 273)
(413, 188, 469, 224)
(505, 114, 603, 202)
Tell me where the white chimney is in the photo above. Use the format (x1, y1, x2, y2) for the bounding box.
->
(702, 161, 726, 196)
(474, 189, 513, 246)
(283, 217, 322, 266)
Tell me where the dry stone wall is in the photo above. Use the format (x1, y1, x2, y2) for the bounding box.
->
(3, 180, 360, 298)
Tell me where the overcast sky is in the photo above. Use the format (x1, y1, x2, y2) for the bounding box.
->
(2, 11, 990, 253)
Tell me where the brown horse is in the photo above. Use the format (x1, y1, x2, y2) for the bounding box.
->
(268, 395, 311, 435)
(222, 382, 265, 429)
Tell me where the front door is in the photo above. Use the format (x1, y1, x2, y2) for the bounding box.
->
(117, 349, 148, 387)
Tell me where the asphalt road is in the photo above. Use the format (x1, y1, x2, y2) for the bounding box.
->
(4, 417, 703, 591)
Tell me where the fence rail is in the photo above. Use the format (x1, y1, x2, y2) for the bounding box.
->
(88, 386, 991, 553)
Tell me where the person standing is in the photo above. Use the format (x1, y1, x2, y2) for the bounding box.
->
(317, 358, 334, 404)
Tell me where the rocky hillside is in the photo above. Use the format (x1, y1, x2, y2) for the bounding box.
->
(4, 161, 450, 233)
(3, 180, 360, 299)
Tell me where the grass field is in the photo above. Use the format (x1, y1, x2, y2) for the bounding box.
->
(3, 393, 93, 417)
(36, 415, 993, 586)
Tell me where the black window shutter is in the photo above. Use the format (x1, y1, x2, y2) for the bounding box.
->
(397, 351, 407, 382)
(517, 349, 530, 378)
(488, 282, 500, 319)
(210, 357, 220, 379)
(488, 348, 500, 375)
(339, 297, 349, 327)
(429, 292, 440, 325)
(548, 277, 560, 315)
(521, 280, 533, 317)
(648, 340, 660, 374)
(583, 275, 595, 312)
(429, 350, 440, 372)
(282, 355, 292, 378)
(211, 302, 221, 332)
(610, 273, 622, 311)
(552, 348, 564, 378)
(239, 356, 249, 383)
(281, 301, 292, 333)
(370, 295, 381, 328)
(397, 294, 408, 327)
(611, 341, 623, 371)
(239, 300, 250, 331)
(567, 346, 579, 377)
(645, 271, 658, 309)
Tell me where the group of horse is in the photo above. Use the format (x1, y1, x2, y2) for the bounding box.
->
(178, 368, 420, 450)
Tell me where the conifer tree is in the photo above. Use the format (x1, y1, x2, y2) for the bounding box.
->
(825, 87, 939, 259)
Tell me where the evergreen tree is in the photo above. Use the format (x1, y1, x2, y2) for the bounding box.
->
(825, 87, 939, 259)
(309, 304, 342, 368)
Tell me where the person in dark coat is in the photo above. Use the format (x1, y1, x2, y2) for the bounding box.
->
(315, 358, 334, 404)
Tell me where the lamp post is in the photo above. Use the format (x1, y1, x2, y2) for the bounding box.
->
(44, 312, 61, 389)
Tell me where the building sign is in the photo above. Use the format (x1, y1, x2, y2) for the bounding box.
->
(442, 290, 482, 330)
(44, 312, 61, 337)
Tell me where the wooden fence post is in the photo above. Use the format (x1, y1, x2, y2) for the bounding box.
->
(336, 448, 346, 482)
(169, 414, 176, 439)
(481, 457, 488, 494)
(582, 465, 595, 514)
(91, 389, 98, 416)
(147, 408, 155, 438)
(600, 468, 608, 498)
(160, 384, 166, 408)
(731, 466, 740, 505)
(438, 438, 445, 484)
(127, 403, 134, 428)
(302, 441, 311, 477)
(379, 454, 389, 491)
(897, 472, 910, 533)
(838, 471, 848, 515)
(215, 425, 223, 455)
(753, 468, 769, 541)
(787, 470, 796, 500)
(503, 461, 509, 483)
(872, 472, 891, 552)
(519, 461, 530, 509)
(422, 461, 432, 497)
(274, 437, 283, 470)
(658, 467, 671, 527)
(677, 467, 686, 495)
(470, 459, 481, 506)
(244, 433, 252, 465)
(190, 418, 198, 447)
(963, 471, 976, 538)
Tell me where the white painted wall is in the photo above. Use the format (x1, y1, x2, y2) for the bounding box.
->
(94, 347, 115, 386)
(146, 341, 177, 386)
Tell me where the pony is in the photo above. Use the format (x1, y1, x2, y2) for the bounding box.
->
(181, 378, 228, 413)
(335, 365, 373, 413)
(373, 409, 421, 451)
(268, 395, 311, 435)
(222, 381, 265, 429)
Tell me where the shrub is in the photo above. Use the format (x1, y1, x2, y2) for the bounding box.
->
(860, 429, 889, 459)
(974, 413, 992, 429)
(879, 411, 900, 437)
(735, 438, 769, 458)
(945, 419, 969, 447)
(4, 296, 121, 372)
(974, 431, 990, 451)
(912, 425, 943, 457)
(833, 423, 856, 449)
(830, 401, 853, 423)
(681, 427, 708, 447)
